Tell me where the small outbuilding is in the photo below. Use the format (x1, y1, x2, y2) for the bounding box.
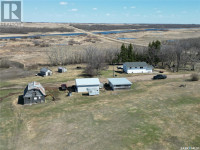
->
(75, 78, 100, 94)
(23, 81, 46, 105)
(40, 68, 52, 76)
(87, 88, 100, 96)
(108, 78, 132, 90)
(58, 67, 67, 73)
(123, 62, 153, 74)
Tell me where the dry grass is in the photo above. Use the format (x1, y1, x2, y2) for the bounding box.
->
(1, 25, 200, 66)
(0, 72, 200, 150)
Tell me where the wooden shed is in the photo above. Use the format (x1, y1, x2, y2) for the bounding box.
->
(58, 67, 67, 73)
(40, 68, 52, 76)
(23, 81, 46, 105)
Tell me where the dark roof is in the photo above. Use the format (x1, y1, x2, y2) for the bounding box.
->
(40, 68, 49, 72)
(124, 62, 153, 69)
(24, 81, 46, 96)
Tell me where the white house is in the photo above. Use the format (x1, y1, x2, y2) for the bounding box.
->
(123, 62, 153, 74)
(108, 78, 132, 90)
(75, 78, 100, 94)
(40, 68, 52, 76)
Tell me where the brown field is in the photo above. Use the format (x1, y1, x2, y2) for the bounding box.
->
(0, 23, 200, 150)
(0, 64, 200, 150)
(0, 23, 200, 66)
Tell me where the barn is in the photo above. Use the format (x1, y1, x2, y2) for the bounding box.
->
(23, 81, 46, 105)
(108, 78, 132, 90)
(75, 78, 100, 94)
(58, 67, 67, 73)
(40, 68, 52, 76)
(123, 62, 153, 74)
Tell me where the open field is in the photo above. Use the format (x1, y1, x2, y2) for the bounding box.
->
(0, 67, 200, 150)
(0, 23, 200, 66)
(70, 23, 200, 31)
(0, 23, 200, 149)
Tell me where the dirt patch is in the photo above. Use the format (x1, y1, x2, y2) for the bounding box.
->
(0, 67, 37, 80)
(0, 92, 21, 101)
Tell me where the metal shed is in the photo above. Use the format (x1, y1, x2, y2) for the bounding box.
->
(58, 67, 67, 73)
(108, 78, 132, 90)
(75, 78, 100, 93)
(23, 81, 46, 105)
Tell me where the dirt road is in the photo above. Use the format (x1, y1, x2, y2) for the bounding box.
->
(0, 74, 191, 91)
(54, 73, 191, 87)
(69, 25, 133, 44)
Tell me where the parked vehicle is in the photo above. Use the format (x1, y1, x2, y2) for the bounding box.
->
(61, 84, 67, 91)
(153, 74, 167, 80)
(117, 66, 123, 69)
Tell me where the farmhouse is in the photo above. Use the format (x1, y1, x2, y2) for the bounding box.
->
(58, 67, 67, 73)
(40, 68, 52, 76)
(23, 81, 45, 105)
(123, 62, 153, 73)
(75, 78, 100, 95)
(108, 78, 132, 90)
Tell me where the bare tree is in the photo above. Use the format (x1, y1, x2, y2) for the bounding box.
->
(187, 47, 199, 70)
(84, 46, 108, 76)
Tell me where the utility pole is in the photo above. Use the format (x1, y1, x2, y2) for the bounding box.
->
(113, 63, 115, 77)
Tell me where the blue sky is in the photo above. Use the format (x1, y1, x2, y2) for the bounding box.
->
(23, 0, 200, 24)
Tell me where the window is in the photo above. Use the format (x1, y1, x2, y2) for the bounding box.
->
(140, 67, 143, 69)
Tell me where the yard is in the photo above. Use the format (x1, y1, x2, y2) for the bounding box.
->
(0, 69, 200, 150)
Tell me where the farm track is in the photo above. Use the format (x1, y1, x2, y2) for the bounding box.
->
(69, 25, 133, 44)
(0, 74, 191, 91)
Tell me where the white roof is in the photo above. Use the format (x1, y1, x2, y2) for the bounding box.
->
(108, 78, 132, 85)
(76, 78, 100, 86)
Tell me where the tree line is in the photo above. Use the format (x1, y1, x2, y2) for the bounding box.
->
(47, 38, 200, 76)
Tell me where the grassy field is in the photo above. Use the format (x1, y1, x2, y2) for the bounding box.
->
(0, 69, 200, 150)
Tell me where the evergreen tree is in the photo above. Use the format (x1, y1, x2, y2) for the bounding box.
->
(120, 43, 127, 62)
(118, 43, 137, 63)
(148, 40, 161, 66)
(128, 44, 136, 62)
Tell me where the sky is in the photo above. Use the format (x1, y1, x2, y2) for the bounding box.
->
(21, 0, 200, 24)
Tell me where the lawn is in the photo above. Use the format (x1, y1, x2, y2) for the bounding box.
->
(0, 76, 200, 150)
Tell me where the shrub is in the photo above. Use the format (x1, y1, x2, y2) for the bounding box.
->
(33, 40, 41, 46)
(40, 43, 50, 47)
(190, 73, 199, 81)
(0, 59, 10, 68)
(33, 36, 41, 39)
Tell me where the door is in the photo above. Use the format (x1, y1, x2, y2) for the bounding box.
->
(33, 92, 38, 103)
